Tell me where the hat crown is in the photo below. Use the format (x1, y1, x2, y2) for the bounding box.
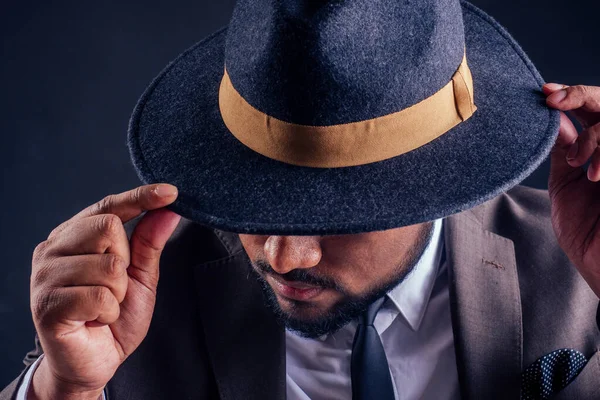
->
(225, 0, 466, 126)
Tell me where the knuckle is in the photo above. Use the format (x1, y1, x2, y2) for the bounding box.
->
(31, 259, 55, 286)
(32, 240, 50, 262)
(573, 85, 600, 102)
(94, 195, 114, 215)
(47, 223, 66, 241)
(34, 256, 69, 288)
(32, 288, 62, 324)
(135, 233, 162, 253)
(97, 214, 121, 240)
(573, 85, 588, 96)
(104, 254, 126, 280)
(89, 286, 112, 308)
(47, 226, 60, 240)
(130, 186, 144, 207)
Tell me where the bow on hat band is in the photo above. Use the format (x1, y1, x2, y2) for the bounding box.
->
(218, 53, 477, 168)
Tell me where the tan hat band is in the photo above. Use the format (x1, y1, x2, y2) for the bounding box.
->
(218, 54, 477, 168)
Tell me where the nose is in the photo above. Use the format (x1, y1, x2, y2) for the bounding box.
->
(264, 236, 322, 275)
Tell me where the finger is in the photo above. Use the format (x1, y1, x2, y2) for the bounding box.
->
(33, 286, 120, 330)
(33, 254, 129, 304)
(47, 214, 130, 265)
(47, 184, 178, 241)
(545, 84, 600, 128)
(73, 184, 178, 224)
(126, 208, 181, 296)
(588, 148, 600, 182)
(542, 82, 568, 96)
(109, 209, 181, 355)
(546, 84, 600, 111)
(556, 112, 579, 148)
(565, 124, 600, 168)
(549, 112, 582, 194)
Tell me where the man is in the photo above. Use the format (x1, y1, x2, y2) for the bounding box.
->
(2, 0, 600, 399)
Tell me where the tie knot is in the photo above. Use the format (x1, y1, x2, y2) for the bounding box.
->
(360, 297, 386, 326)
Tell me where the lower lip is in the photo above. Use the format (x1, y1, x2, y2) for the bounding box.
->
(269, 277, 325, 301)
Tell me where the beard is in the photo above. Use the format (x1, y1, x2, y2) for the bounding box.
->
(249, 222, 435, 339)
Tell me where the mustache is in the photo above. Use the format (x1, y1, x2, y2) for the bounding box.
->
(253, 259, 341, 291)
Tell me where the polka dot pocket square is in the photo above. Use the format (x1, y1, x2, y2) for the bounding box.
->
(521, 348, 589, 400)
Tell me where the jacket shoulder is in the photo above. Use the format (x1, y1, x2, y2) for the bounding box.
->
(471, 185, 570, 286)
(476, 184, 553, 242)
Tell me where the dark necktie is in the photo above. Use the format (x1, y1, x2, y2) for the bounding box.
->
(351, 297, 395, 400)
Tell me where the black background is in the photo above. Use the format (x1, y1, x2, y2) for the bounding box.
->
(1, 0, 598, 388)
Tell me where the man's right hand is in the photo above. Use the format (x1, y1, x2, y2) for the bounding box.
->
(28, 184, 181, 400)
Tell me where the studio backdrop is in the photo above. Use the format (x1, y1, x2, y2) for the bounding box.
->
(0, 0, 598, 388)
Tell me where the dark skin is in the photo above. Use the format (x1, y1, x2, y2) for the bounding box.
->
(545, 83, 600, 298)
(237, 83, 600, 325)
(239, 223, 430, 321)
(26, 84, 600, 399)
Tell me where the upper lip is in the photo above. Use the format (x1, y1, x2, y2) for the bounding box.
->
(270, 275, 321, 290)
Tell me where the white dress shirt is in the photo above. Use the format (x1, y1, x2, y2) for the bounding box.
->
(286, 218, 461, 399)
(19, 219, 458, 400)
(17, 354, 107, 400)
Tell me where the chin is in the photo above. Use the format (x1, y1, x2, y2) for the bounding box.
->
(254, 269, 362, 338)
(275, 293, 330, 321)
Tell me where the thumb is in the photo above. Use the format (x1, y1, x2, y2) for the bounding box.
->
(548, 111, 581, 196)
(110, 208, 181, 357)
(128, 208, 182, 293)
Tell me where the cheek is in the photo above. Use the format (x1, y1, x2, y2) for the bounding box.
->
(324, 264, 403, 303)
(321, 251, 398, 296)
(324, 236, 406, 288)
(325, 264, 376, 296)
(239, 235, 267, 259)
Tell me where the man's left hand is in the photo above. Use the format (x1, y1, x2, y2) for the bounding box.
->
(545, 83, 600, 299)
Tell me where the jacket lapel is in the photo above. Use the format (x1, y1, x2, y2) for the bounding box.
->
(190, 211, 524, 400)
(192, 231, 286, 400)
(446, 209, 523, 399)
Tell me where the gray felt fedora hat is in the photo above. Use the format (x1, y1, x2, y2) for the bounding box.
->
(127, 0, 560, 235)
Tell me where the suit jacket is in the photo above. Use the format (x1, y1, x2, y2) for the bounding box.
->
(2, 185, 600, 400)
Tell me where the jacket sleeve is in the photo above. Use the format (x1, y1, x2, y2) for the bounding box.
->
(597, 301, 600, 332)
(0, 335, 44, 400)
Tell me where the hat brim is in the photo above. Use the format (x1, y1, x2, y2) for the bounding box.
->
(128, 1, 559, 235)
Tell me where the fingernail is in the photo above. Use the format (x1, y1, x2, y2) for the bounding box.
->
(588, 167, 599, 182)
(566, 141, 579, 161)
(544, 83, 566, 91)
(548, 89, 567, 103)
(154, 184, 178, 198)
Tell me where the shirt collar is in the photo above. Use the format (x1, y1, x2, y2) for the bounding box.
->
(385, 217, 445, 332)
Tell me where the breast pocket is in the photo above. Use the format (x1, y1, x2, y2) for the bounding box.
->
(552, 351, 600, 400)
